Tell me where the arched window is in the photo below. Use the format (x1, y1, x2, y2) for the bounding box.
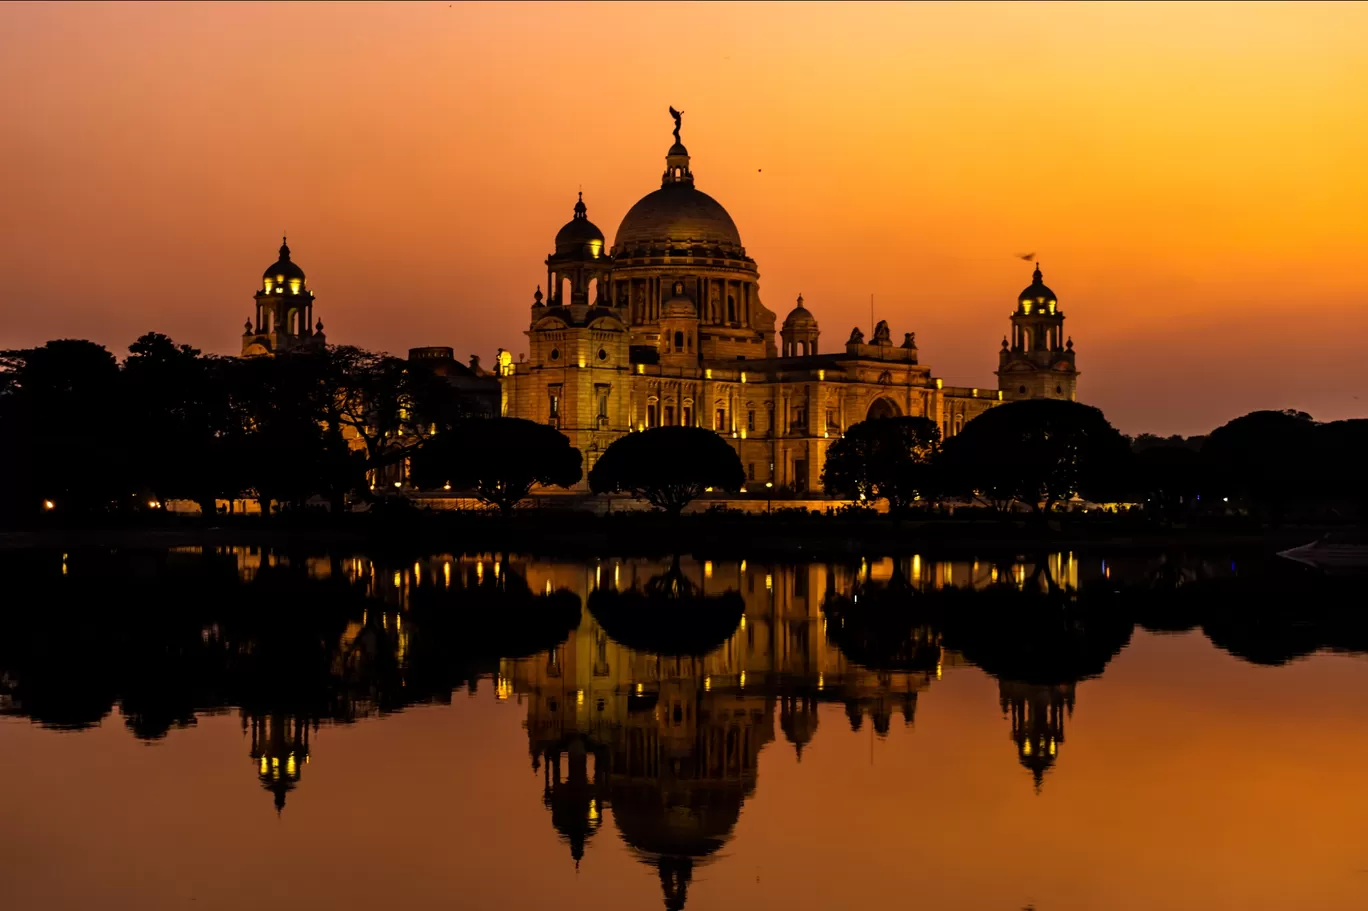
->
(674, 330, 684, 349)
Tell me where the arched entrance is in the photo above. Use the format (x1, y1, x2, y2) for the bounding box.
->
(867, 397, 902, 421)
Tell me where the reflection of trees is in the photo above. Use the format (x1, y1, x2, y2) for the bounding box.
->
(0, 549, 581, 812)
(588, 557, 743, 656)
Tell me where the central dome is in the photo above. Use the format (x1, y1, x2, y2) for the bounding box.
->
(612, 139, 745, 255)
(614, 185, 742, 250)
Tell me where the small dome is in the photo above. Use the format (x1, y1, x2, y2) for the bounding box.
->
(783, 294, 817, 328)
(263, 238, 305, 283)
(554, 193, 606, 255)
(1019, 265, 1057, 306)
(667, 141, 689, 158)
(662, 290, 697, 319)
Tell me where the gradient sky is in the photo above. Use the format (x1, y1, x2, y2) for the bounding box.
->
(1, 1, 1365, 434)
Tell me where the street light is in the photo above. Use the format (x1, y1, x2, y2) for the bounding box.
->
(765, 481, 773, 515)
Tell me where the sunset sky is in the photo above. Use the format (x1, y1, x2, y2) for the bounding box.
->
(2, 1, 1365, 434)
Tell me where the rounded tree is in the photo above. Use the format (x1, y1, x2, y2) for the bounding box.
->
(821, 416, 941, 514)
(940, 400, 1131, 513)
(589, 427, 744, 516)
(411, 417, 582, 515)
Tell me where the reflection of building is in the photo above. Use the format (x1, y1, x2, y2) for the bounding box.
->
(241, 238, 326, 357)
(243, 710, 312, 813)
(497, 118, 1082, 491)
(998, 680, 1074, 789)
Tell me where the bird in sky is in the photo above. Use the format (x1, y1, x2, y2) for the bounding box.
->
(1016, 252, 1036, 262)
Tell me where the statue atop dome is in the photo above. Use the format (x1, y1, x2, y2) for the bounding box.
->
(669, 106, 684, 144)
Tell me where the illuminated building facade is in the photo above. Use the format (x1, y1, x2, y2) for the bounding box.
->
(499, 121, 1082, 491)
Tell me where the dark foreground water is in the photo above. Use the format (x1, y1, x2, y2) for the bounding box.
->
(2, 547, 1367, 910)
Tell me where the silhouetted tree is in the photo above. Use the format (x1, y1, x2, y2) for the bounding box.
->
(821, 416, 940, 514)
(1202, 409, 1317, 521)
(0, 339, 124, 516)
(410, 417, 582, 515)
(940, 400, 1131, 513)
(1134, 444, 1209, 519)
(588, 427, 744, 516)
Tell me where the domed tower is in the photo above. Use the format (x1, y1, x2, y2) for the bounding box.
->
(997, 264, 1078, 401)
(999, 680, 1074, 790)
(780, 295, 820, 357)
(659, 281, 700, 373)
(609, 112, 777, 360)
(547, 193, 614, 322)
(241, 237, 324, 357)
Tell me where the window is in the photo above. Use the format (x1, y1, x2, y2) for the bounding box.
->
(597, 348, 608, 361)
(1019, 385, 1027, 394)
(727, 296, 736, 322)
(794, 407, 807, 427)
(747, 410, 756, 432)
(1056, 385, 1063, 395)
(682, 406, 693, 426)
(550, 348, 560, 361)
(664, 405, 675, 425)
(826, 408, 837, 430)
(598, 392, 609, 418)
(715, 408, 726, 431)
(674, 331, 684, 349)
(647, 404, 658, 427)
(548, 391, 560, 419)
(747, 463, 755, 481)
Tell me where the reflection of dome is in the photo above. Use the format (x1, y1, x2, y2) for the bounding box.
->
(554, 193, 606, 255)
(779, 696, 819, 760)
(262, 238, 306, 284)
(1018, 265, 1056, 306)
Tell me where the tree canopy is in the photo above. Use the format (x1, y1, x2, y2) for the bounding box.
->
(410, 417, 582, 515)
(821, 416, 941, 514)
(940, 400, 1131, 512)
(588, 427, 744, 515)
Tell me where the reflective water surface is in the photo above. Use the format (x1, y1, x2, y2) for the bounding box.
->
(3, 547, 1368, 910)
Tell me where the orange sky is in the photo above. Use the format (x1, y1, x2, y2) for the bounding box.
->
(1, 1, 1365, 434)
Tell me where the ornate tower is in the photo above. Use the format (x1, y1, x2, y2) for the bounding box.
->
(780, 295, 820, 357)
(996, 264, 1077, 401)
(546, 193, 612, 320)
(241, 237, 325, 357)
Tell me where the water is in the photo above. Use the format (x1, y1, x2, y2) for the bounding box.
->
(2, 547, 1367, 910)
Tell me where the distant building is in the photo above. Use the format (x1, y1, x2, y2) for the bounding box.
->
(499, 120, 1081, 491)
(241, 238, 326, 357)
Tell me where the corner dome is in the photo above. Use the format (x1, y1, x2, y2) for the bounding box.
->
(1019, 265, 1057, 306)
(263, 238, 305, 284)
(554, 193, 606, 256)
(783, 295, 817, 327)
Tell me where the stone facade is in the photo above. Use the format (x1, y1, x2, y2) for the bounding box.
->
(500, 122, 1080, 493)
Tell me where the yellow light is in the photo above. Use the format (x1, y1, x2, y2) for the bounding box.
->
(704, 560, 713, 577)
(578, 358, 586, 368)
(1049, 740, 1057, 756)
(260, 756, 268, 774)
(1022, 740, 1033, 756)
(704, 676, 712, 691)
(443, 562, 451, 587)
(817, 673, 825, 690)
(765, 574, 772, 590)
(637, 364, 644, 374)
(740, 614, 747, 629)
(739, 428, 746, 439)
(935, 378, 943, 390)
(42, 499, 55, 511)
(443, 482, 452, 491)
(576, 690, 584, 706)
(271, 756, 279, 769)
(588, 800, 599, 821)
(704, 487, 713, 492)
(496, 675, 511, 700)
(413, 561, 421, 578)
(635, 683, 644, 694)
(765, 481, 772, 489)
(912, 554, 922, 581)
(705, 368, 712, 379)
(476, 562, 484, 582)
(147, 500, 160, 509)
(1023, 301, 1033, 314)
(818, 369, 825, 380)
(740, 372, 747, 383)
(286, 755, 297, 776)
(740, 559, 747, 573)
(393, 481, 401, 488)
(739, 671, 746, 688)
(545, 579, 552, 594)
(393, 571, 401, 587)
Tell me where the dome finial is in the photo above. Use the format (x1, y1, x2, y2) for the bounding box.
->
(1033, 263, 1043, 283)
(279, 234, 291, 260)
(797, 293, 803, 307)
(573, 191, 586, 220)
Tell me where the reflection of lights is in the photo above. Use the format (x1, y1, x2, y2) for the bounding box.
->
(545, 579, 552, 594)
(495, 676, 512, 701)
(443, 482, 451, 490)
(42, 500, 55, 511)
(817, 673, 824, 690)
(1049, 739, 1057, 756)
(576, 690, 584, 706)
(443, 562, 451, 587)
(765, 574, 772, 590)
(393, 571, 402, 588)
(1022, 740, 1033, 756)
(704, 676, 711, 691)
(912, 554, 921, 582)
(286, 755, 297, 776)
(704, 560, 713, 578)
(476, 562, 484, 583)
(739, 671, 747, 688)
(259, 756, 268, 774)
(588, 800, 599, 821)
